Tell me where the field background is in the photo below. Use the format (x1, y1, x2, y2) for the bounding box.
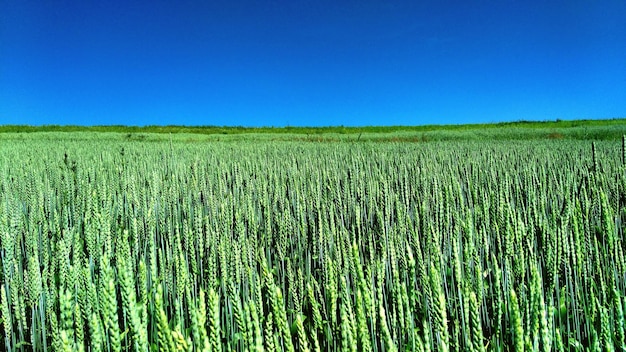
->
(2, 118, 626, 142)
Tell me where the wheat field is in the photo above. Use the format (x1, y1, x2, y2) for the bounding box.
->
(0, 134, 624, 351)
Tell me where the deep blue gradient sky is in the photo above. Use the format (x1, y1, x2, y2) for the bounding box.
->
(1, 1, 625, 127)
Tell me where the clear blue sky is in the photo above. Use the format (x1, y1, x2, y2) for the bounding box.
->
(1, 1, 625, 127)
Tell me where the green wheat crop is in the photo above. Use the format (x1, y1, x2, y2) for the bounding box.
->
(0, 133, 624, 351)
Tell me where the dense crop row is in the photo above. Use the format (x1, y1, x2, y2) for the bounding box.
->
(0, 136, 624, 351)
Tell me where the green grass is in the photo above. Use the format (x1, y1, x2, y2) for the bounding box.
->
(2, 117, 626, 142)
